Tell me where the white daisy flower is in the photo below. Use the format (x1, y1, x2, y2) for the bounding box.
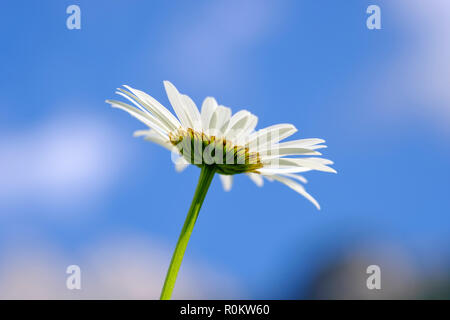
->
(107, 80, 335, 299)
(106, 81, 335, 210)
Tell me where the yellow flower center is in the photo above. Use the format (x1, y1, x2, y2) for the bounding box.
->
(169, 128, 263, 175)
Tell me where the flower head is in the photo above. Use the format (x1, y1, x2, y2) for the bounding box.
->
(106, 81, 335, 209)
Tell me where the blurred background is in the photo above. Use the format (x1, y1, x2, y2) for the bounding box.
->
(0, 0, 449, 299)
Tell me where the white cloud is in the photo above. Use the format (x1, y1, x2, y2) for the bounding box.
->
(0, 112, 131, 217)
(0, 236, 241, 299)
(373, 1, 450, 132)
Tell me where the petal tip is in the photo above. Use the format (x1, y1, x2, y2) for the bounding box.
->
(163, 80, 173, 88)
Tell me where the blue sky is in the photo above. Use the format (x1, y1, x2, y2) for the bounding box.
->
(0, 0, 449, 298)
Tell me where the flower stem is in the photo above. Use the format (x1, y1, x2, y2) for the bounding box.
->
(160, 165, 216, 300)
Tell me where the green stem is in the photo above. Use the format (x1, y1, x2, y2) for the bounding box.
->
(160, 165, 216, 300)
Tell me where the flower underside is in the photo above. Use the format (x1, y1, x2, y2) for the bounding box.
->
(169, 128, 263, 175)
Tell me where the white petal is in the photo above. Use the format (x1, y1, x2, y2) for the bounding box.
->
(225, 110, 250, 135)
(115, 90, 173, 134)
(247, 172, 264, 187)
(269, 175, 320, 210)
(209, 105, 231, 137)
(181, 94, 202, 131)
(290, 158, 336, 172)
(263, 157, 336, 173)
(133, 129, 174, 151)
(247, 124, 297, 150)
(163, 81, 193, 129)
(121, 85, 181, 131)
(258, 166, 312, 174)
(259, 146, 322, 159)
(133, 129, 150, 137)
(174, 156, 190, 172)
(279, 173, 308, 184)
(273, 138, 327, 151)
(106, 100, 169, 139)
(238, 113, 258, 139)
(225, 110, 257, 143)
(133, 128, 166, 140)
(201, 97, 218, 131)
(219, 175, 233, 191)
